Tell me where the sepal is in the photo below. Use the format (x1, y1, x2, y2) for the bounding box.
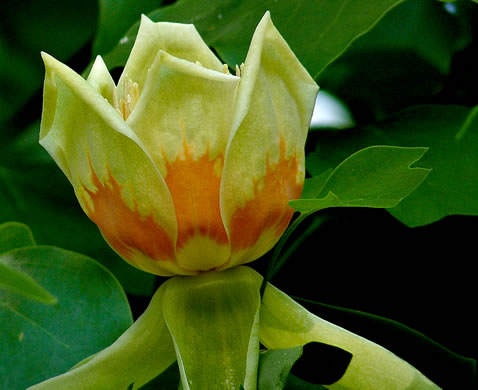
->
(27, 284, 176, 390)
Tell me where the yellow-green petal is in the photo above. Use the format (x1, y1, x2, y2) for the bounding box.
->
(161, 266, 262, 390)
(27, 283, 176, 390)
(86, 55, 116, 105)
(260, 283, 440, 390)
(118, 14, 224, 97)
(128, 50, 239, 272)
(40, 53, 185, 276)
(221, 12, 319, 268)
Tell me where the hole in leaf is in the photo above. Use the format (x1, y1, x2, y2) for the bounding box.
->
(290, 342, 352, 385)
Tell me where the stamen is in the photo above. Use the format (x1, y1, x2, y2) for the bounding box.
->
(222, 64, 230, 74)
(132, 82, 139, 106)
(113, 75, 140, 120)
(235, 64, 241, 77)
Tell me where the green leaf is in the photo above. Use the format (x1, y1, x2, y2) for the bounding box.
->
(0, 259, 57, 305)
(99, 0, 406, 78)
(258, 342, 352, 389)
(0, 221, 36, 254)
(0, 222, 56, 305)
(258, 346, 303, 390)
(307, 104, 478, 226)
(93, 0, 160, 55)
(0, 0, 97, 129)
(0, 246, 132, 389)
(290, 146, 430, 213)
(162, 266, 262, 390)
(455, 103, 478, 140)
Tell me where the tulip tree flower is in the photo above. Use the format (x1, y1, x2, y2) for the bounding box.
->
(32, 12, 440, 390)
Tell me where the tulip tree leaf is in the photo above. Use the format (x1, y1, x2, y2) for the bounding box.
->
(99, 0, 405, 78)
(0, 244, 133, 390)
(306, 104, 478, 226)
(290, 146, 430, 213)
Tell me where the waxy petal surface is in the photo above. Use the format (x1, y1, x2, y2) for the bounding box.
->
(260, 283, 440, 390)
(86, 55, 116, 105)
(221, 12, 319, 267)
(119, 15, 224, 97)
(162, 266, 261, 390)
(40, 53, 185, 276)
(128, 51, 239, 271)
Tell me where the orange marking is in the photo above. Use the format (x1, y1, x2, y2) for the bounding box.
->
(81, 160, 175, 262)
(163, 144, 229, 250)
(229, 140, 302, 252)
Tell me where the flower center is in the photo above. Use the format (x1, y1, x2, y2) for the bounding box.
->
(113, 75, 140, 120)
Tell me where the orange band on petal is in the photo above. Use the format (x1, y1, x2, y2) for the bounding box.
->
(164, 143, 229, 251)
(81, 160, 175, 263)
(229, 140, 302, 253)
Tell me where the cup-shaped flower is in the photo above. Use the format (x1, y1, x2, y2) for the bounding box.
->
(40, 12, 319, 276)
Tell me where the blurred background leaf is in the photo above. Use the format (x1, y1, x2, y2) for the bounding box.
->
(98, 0, 408, 78)
(93, 0, 165, 55)
(0, 0, 97, 133)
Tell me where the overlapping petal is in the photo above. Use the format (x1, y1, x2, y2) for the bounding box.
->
(118, 14, 224, 97)
(40, 12, 319, 275)
(127, 51, 239, 272)
(40, 53, 183, 276)
(220, 12, 319, 268)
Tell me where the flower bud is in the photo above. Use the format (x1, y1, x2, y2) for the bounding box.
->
(40, 12, 319, 276)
